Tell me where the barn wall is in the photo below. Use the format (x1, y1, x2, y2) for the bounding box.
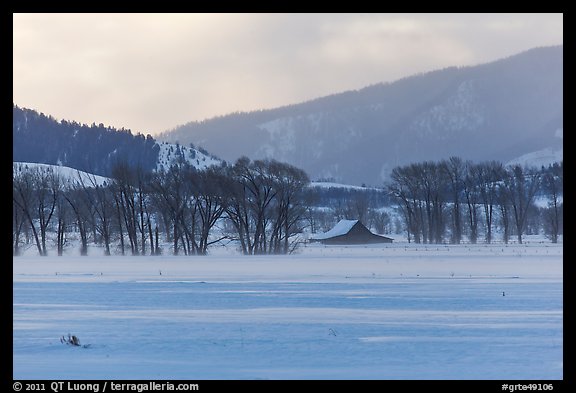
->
(321, 233, 392, 245)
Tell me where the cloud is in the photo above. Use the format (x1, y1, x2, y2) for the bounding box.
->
(13, 13, 563, 135)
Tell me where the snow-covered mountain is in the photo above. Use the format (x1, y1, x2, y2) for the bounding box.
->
(159, 45, 563, 186)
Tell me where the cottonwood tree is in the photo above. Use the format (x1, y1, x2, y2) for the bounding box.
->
(225, 158, 274, 254)
(225, 158, 309, 254)
(370, 210, 392, 235)
(111, 162, 149, 255)
(13, 166, 34, 254)
(223, 168, 253, 254)
(400, 161, 447, 244)
(148, 163, 190, 255)
(267, 160, 309, 254)
(541, 163, 563, 243)
(55, 190, 70, 256)
(75, 173, 115, 255)
(388, 164, 422, 243)
(13, 157, 314, 256)
(463, 161, 481, 244)
(473, 161, 505, 244)
(500, 165, 542, 244)
(13, 196, 26, 256)
(192, 166, 229, 255)
(13, 165, 30, 255)
(62, 186, 93, 256)
(36, 168, 61, 256)
(440, 157, 465, 244)
(497, 184, 512, 244)
(13, 165, 60, 256)
(134, 167, 153, 256)
(225, 158, 272, 255)
(110, 181, 126, 255)
(346, 192, 370, 224)
(388, 158, 563, 245)
(177, 168, 201, 256)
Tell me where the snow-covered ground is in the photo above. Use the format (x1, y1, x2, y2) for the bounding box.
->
(308, 181, 382, 191)
(13, 238, 562, 380)
(13, 162, 110, 187)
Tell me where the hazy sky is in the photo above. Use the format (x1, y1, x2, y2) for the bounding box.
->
(13, 13, 563, 135)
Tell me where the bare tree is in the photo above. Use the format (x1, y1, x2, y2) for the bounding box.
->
(388, 164, 423, 243)
(76, 173, 114, 255)
(131, 167, 155, 256)
(346, 192, 370, 224)
(267, 160, 309, 254)
(110, 182, 126, 255)
(148, 163, 189, 255)
(55, 191, 69, 256)
(462, 161, 480, 244)
(440, 157, 464, 244)
(473, 161, 505, 244)
(225, 158, 309, 254)
(497, 185, 511, 244)
(541, 164, 562, 243)
(225, 158, 276, 255)
(13, 165, 60, 256)
(191, 166, 228, 255)
(13, 166, 28, 255)
(62, 188, 90, 256)
(500, 165, 542, 244)
(413, 161, 446, 244)
(111, 162, 140, 255)
(370, 210, 392, 235)
(224, 167, 254, 255)
(13, 200, 26, 256)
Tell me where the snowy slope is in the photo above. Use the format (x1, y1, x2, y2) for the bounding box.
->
(506, 147, 563, 168)
(13, 162, 111, 188)
(309, 182, 382, 191)
(14, 141, 223, 186)
(155, 141, 222, 172)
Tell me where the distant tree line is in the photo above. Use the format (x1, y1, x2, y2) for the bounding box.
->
(302, 186, 395, 236)
(13, 158, 309, 256)
(13, 105, 160, 178)
(387, 157, 562, 244)
(12, 155, 562, 256)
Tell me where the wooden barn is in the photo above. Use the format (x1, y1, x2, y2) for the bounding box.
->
(310, 219, 393, 245)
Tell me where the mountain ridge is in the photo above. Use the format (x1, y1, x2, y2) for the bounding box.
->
(158, 45, 563, 186)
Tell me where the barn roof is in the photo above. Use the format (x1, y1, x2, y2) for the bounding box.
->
(313, 219, 359, 240)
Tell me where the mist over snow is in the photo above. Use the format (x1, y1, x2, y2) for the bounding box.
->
(13, 239, 562, 380)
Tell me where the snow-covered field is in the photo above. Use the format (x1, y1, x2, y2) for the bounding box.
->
(13, 238, 563, 380)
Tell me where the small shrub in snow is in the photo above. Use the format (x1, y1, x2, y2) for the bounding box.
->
(60, 333, 80, 346)
(60, 333, 91, 348)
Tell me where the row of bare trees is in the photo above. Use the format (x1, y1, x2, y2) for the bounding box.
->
(13, 158, 310, 256)
(387, 157, 562, 244)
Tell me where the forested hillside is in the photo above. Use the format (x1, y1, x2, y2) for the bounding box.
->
(13, 105, 160, 177)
